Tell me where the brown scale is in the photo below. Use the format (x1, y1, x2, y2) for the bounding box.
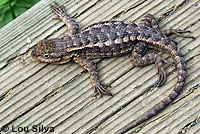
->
(31, 3, 195, 134)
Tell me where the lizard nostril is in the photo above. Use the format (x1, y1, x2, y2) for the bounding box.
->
(31, 49, 37, 57)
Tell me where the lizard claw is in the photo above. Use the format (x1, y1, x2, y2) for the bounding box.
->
(157, 67, 166, 87)
(52, 17, 61, 20)
(155, 57, 167, 87)
(94, 83, 113, 97)
(50, 2, 67, 18)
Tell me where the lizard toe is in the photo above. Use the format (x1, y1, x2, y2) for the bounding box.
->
(157, 67, 166, 87)
(94, 83, 113, 97)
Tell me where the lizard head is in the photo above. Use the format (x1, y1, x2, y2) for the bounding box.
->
(31, 39, 72, 64)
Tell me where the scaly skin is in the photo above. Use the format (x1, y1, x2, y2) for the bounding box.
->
(31, 3, 195, 133)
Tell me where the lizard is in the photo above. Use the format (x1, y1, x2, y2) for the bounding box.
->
(31, 2, 195, 133)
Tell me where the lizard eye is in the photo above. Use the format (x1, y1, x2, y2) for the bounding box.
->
(44, 54, 50, 58)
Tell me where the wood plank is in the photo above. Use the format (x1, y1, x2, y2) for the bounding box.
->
(0, 0, 199, 133)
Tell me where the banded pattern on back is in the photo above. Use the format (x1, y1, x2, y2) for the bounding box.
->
(64, 21, 166, 57)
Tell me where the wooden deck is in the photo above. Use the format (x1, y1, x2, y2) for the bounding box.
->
(0, 0, 200, 134)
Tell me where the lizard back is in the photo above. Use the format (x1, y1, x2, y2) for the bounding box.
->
(58, 21, 168, 58)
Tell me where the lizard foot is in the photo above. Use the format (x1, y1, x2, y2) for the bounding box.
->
(50, 2, 79, 35)
(93, 83, 113, 97)
(163, 29, 195, 39)
(157, 67, 166, 87)
(156, 57, 176, 87)
(162, 58, 176, 67)
(155, 57, 167, 87)
(50, 2, 67, 20)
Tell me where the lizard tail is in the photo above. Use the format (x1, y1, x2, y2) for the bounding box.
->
(117, 41, 187, 134)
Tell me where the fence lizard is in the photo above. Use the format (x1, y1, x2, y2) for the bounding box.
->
(31, 2, 195, 133)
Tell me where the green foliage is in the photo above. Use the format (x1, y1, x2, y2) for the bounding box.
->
(0, 0, 40, 29)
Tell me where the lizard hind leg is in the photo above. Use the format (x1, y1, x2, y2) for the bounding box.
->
(139, 13, 161, 32)
(50, 2, 79, 35)
(132, 43, 167, 87)
(140, 14, 195, 40)
(163, 28, 195, 39)
(136, 14, 169, 86)
(73, 57, 113, 97)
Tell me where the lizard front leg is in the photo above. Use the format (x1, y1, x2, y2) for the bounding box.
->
(73, 57, 113, 97)
(50, 2, 79, 35)
(132, 43, 167, 87)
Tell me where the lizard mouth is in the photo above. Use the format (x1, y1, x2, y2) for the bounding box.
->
(31, 49, 61, 63)
(36, 56, 61, 63)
